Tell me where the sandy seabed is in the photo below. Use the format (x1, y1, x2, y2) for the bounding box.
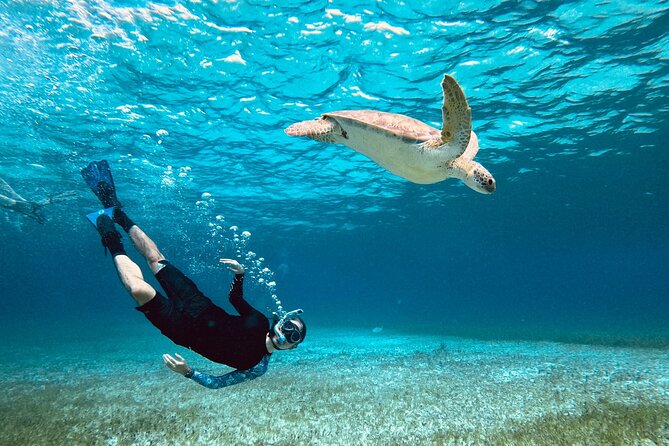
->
(1, 322, 668, 446)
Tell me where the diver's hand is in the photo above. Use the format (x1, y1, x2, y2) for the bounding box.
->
(162, 353, 192, 376)
(219, 258, 244, 274)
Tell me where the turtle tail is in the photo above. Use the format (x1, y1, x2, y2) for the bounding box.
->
(285, 118, 337, 143)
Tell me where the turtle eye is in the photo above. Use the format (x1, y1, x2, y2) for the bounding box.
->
(488, 179, 493, 185)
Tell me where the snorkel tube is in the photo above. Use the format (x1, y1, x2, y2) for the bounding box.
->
(273, 308, 304, 343)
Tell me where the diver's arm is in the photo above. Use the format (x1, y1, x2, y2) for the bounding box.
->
(228, 273, 256, 316)
(219, 258, 255, 316)
(186, 355, 270, 389)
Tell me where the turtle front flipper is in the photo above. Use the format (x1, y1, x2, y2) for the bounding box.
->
(439, 74, 472, 158)
(285, 117, 340, 143)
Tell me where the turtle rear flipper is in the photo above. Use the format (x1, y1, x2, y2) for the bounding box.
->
(285, 117, 339, 143)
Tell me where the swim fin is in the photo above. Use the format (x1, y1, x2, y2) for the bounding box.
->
(80, 160, 121, 208)
(85, 207, 114, 227)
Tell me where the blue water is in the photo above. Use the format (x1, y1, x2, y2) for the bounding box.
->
(1, 0, 668, 345)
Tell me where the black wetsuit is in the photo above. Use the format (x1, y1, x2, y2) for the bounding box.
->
(137, 260, 270, 371)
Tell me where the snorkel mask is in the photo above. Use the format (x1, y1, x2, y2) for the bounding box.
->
(272, 308, 304, 345)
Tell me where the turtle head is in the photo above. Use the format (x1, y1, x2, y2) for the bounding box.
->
(463, 161, 496, 194)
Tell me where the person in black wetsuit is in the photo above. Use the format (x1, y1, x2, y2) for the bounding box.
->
(81, 160, 306, 389)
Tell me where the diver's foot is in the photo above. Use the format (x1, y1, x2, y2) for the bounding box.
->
(96, 214, 126, 256)
(113, 206, 135, 233)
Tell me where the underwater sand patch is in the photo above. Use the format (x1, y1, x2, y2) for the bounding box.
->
(2, 328, 667, 445)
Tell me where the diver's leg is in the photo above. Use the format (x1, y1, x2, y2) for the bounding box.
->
(113, 209, 212, 321)
(97, 214, 156, 306)
(126, 225, 167, 274)
(113, 209, 207, 316)
(113, 254, 157, 306)
(99, 213, 188, 343)
(113, 208, 166, 274)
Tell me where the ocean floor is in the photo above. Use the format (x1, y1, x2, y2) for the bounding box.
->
(1, 321, 668, 446)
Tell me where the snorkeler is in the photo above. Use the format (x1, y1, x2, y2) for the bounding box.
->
(80, 160, 306, 389)
(0, 176, 75, 224)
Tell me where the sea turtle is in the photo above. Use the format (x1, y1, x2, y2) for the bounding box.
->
(284, 74, 496, 194)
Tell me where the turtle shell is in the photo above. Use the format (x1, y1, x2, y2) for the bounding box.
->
(323, 110, 441, 143)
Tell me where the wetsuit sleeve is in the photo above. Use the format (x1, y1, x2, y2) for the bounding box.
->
(186, 354, 270, 389)
(229, 273, 255, 316)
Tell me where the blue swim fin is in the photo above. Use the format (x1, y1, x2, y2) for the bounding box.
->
(80, 160, 121, 208)
(86, 207, 114, 227)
